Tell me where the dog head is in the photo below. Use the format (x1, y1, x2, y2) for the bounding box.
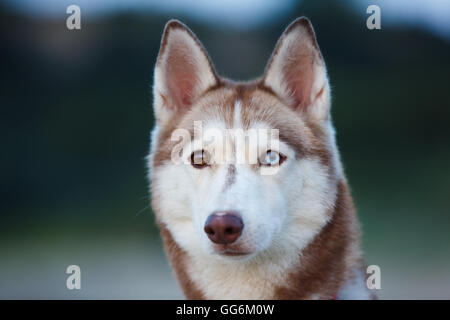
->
(149, 18, 340, 262)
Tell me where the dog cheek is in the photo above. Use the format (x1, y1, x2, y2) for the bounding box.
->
(248, 192, 286, 252)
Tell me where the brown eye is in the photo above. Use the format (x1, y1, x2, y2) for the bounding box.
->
(191, 150, 210, 169)
(259, 150, 286, 166)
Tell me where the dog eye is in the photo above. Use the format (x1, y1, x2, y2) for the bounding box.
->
(191, 150, 210, 169)
(259, 150, 286, 166)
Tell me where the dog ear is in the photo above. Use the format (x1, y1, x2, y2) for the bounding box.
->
(153, 20, 218, 124)
(263, 17, 330, 121)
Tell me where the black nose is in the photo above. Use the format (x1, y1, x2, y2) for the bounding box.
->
(204, 212, 243, 244)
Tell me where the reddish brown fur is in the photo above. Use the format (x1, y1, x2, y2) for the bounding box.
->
(157, 20, 219, 84)
(153, 82, 333, 169)
(151, 18, 371, 300)
(159, 223, 205, 299)
(263, 17, 324, 111)
(152, 82, 353, 300)
(274, 180, 361, 299)
(156, 179, 363, 299)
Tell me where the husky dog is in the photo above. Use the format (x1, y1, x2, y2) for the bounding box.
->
(148, 17, 375, 299)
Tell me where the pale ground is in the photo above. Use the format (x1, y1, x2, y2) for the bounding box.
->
(0, 235, 449, 299)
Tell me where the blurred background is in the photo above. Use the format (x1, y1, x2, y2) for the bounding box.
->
(1, 0, 449, 299)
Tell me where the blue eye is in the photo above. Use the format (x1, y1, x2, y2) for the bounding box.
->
(260, 150, 286, 166)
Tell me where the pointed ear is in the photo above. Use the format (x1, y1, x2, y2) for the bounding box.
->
(153, 20, 218, 124)
(263, 17, 330, 121)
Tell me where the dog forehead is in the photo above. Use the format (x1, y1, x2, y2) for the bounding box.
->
(185, 85, 295, 130)
(152, 84, 321, 167)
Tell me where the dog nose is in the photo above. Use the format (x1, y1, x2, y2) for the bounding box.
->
(204, 212, 243, 244)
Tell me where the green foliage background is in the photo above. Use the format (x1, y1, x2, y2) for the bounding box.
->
(1, 1, 449, 298)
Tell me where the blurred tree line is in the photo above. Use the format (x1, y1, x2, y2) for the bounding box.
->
(1, 1, 449, 254)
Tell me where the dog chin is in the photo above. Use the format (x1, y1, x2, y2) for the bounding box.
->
(207, 244, 256, 260)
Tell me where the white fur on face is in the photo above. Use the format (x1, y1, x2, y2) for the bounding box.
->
(146, 18, 367, 300)
(150, 97, 336, 298)
(153, 100, 290, 257)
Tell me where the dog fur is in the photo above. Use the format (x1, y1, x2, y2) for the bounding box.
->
(148, 17, 375, 300)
